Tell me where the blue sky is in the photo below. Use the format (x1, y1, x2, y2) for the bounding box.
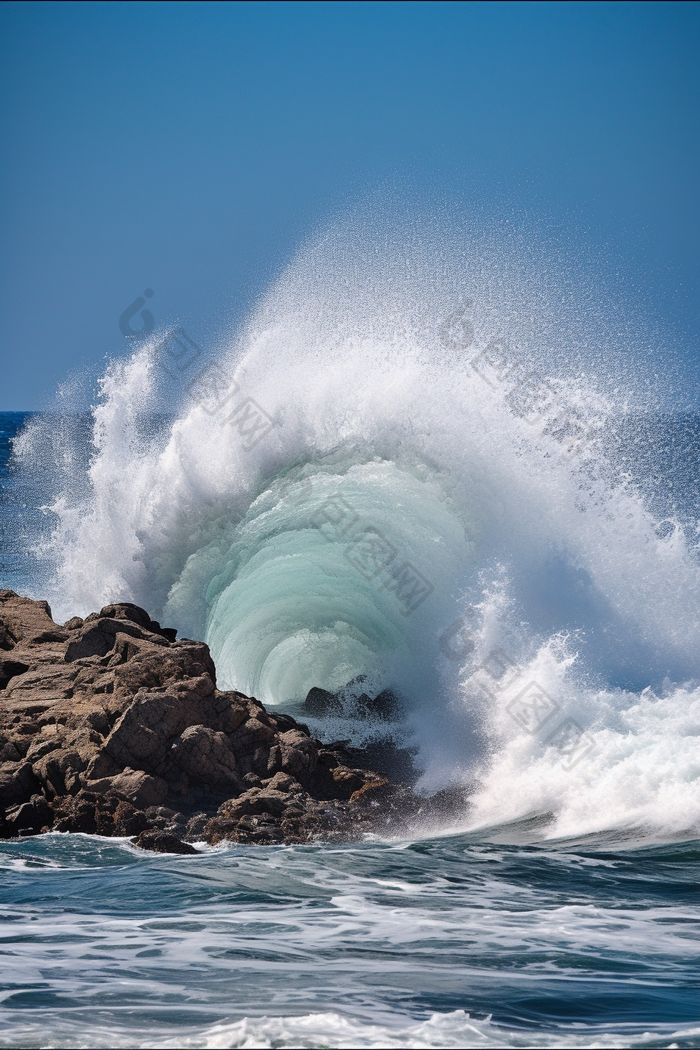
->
(1, 0, 698, 410)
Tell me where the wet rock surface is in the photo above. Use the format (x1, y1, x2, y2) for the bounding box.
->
(0, 591, 467, 851)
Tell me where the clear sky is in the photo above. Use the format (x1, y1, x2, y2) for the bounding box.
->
(1, 0, 699, 410)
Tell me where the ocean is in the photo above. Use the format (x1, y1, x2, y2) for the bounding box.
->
(1, 223, 699, 1048)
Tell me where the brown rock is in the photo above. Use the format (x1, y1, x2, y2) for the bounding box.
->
(231, 716, 276, 755)
(210, 693, 248, 734)
(95, 603, 176, 641)
(135, 829, 198, 855)
(0, 761, 40, 805)
(263, 771, 303, 793)
(223, 787, 293, 818)
(0, 591, 60, 647)
(349, 776, 391, 804)
(51, 793, 98, 834)
(3, 794, 52, 836)
(100, 689, 210, 774)
(0, 735, 23, 762)
(0, 658, 30, 691)
(64, 619, 161, 663)
(85, 751, 122, 780)
(304, 686, 342, 716)
(87, 768, 168, 809)
(3, 665, 78, 708)
(111, 800, 151, 836)
(169, 725, 241, 791)
(32, 748, 86, 798)
(330, 765, 370, 799)
(114, 645, 215, 698)
(185, 811, 210, 839)
(276, 729, 318, 778)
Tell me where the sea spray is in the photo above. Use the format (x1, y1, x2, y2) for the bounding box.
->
(11, 210, 700, 842)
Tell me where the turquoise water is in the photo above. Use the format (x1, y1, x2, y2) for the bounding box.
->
(1, 832, 698, 1049)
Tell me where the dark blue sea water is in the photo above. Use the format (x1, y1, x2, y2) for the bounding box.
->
(1, 832, 699, 1049)
(0, 412, 37, 596)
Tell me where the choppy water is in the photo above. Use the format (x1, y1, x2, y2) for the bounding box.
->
(1, 212, 699, 1046)
(1, 833, 699, 1049)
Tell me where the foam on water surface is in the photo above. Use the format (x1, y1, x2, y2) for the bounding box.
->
(0, 833, 698, 1048)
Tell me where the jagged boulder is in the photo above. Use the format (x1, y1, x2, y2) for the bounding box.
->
(169, 725, 242, 791)
(87, 768, 168, 809)
(32, 748, 86, 798)
(0, 761, 40, 805)
(303, 682, 402, 721)
(3, 794, 52, 836)
(135, 829, 199, 854)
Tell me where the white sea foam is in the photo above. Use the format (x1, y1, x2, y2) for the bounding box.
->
(2, 1010, 697, 1049)
(1, 830, 697, 1048)
(15, 210, 700, 842)
(160, 1010, 700, 1050)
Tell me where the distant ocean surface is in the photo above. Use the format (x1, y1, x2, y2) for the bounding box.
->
(1, 224, 700, 1048)
(0, 412, 36, 597)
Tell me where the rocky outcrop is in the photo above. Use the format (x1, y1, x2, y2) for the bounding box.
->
(304, 681, 401, 721)
(0, 591, 466, 850)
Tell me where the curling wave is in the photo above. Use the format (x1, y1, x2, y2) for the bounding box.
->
(15, 209, 700, 841)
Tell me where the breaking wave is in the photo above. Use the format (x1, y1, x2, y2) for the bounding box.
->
(14, 207, 700, 843)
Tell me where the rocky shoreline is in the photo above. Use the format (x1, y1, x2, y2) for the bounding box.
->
(0, 591, 464, 852)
